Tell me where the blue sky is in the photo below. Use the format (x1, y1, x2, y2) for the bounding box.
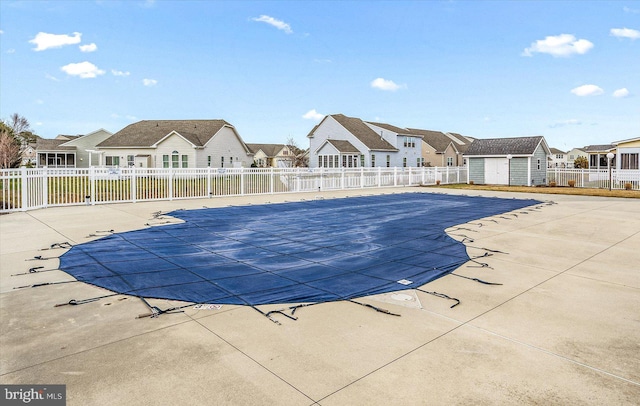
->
(1, 0, 638, 151)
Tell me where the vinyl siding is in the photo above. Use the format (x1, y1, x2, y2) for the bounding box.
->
(198, 126, 252, 168)
(468, 157, 485, 184)
(531, 145, 547, 185)
(510, 157, 529, 186)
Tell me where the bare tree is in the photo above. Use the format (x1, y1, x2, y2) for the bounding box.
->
(286, 136, 309, 167)
(0, 125, 21, 168)
(8, 113, 31, 135)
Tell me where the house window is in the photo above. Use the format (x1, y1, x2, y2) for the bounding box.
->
(230, 157, 233, 166)
(221, 156, 224, 167)
(386, 155, 390, 167)
(105, 156, 120, 166)
(207, 156, 211, 167)
(447, 157, 453, 166)
(342, 155, 347, 168)
(537, 159, 541, 170)
(162, 155, 169, 168)
(570, 155, 574, 159)
(360, 155, 365, 167)
(403, 157, 407, 167)
(127, 155, 134, 167)
(417, 158, 421, 167)
(371, 154, 376, 167)
(621, 153, 639, 170)
(171, 152, 179, 168)
(181, 155, 188, 168)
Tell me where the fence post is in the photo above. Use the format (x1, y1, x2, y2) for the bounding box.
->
(41, 167, 48, 209)
(270, 168, 274, 194)
(168, 168, 174, 200)
(446, 166, 449, 184)
(207, 166, 212, 197)
(408, 167, 412, 186)
(90, 166, 96, 205)
(456, 167, 460, 184)
(394, 167, 398, 186)
(240, 167, 245, 195)
(581, 169, 584, 188)
(341, 168, 345, 189)
(20, 167, 28, 211)
(131, 167, 137, 202)
(360, 167, 365, 188)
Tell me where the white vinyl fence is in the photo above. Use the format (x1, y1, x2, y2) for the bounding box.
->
(547, 168, 640, 191)
(0, 166, 467, 213)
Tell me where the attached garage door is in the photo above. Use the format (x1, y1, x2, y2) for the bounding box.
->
(484, 158, 509, 185)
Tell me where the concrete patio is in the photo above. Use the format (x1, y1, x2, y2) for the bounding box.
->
(1, 187, 638, 405)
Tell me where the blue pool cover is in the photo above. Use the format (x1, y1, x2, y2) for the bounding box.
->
(59, 193, 540, 306)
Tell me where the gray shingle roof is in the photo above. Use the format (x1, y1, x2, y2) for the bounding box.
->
(331, 114, 398, 151)
(326, 139, 359, 153)
(36, 138, 75, 151)
(246, 143, 286, 157)
(98, 120, 231, 147)
(549, 148, 565, 154)
(366, 121, 413, 136)
(583, 144, 615, 152)
(465, 136, 545, 156)
(407, 129, 456, 153)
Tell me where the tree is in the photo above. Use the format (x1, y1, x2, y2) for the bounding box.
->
(0, 124, 21, 168)
(285, 136, 309, 167)
(573, 156, 588, 169)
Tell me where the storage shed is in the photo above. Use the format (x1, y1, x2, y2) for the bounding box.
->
(464, 136, 550, 186)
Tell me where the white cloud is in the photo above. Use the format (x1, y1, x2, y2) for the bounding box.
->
(613, 88, 630, 98)
(251, 15, 293, 34)
(570, 84, 604, 97)
(6, 48, 15, 54)
(29, 32, 82, 51)
(370, 77, 405, 91)
(79, 43, 97, 52)
(142, 78, 158, 86)
(522, 34, 593, 57)
(549, 119, 582, 128)
(60, 61, 105, 78)
(610, 28, 640, 40)
(302, 109, 324, 121)
(45, 73, 60, 82)
(111, 69, 130, 77)
(624, 6, 640, 14)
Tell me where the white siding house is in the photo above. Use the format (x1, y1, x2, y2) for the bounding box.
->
(96, 120, 253, 168)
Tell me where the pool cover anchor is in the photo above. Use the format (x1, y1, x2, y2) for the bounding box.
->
(39, 242, 72, 251)
(415, 288, 460, 308)
(11, 266, 61, 276)
(349, 299, 401, 317)
(450, 273, 502, 286)
(13, 280, 77, 290)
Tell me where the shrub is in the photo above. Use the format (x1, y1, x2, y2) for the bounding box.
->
(573, 156, 588, 169)
(469, 180, 474, 185)
(549, 181, 557, 187)
(568, 180, 576, 187)
(436, 180, 441, 185)
(625, 183, 633, 190)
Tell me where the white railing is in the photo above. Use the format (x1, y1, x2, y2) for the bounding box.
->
(547, 168, 640, 190)
(0, 166, 467, 213)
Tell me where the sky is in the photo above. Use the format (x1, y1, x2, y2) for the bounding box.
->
(0, 0, 638, 151)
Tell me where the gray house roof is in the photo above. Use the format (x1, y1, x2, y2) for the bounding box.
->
(36, 138, 76, 152)
(329, 114, 398, 151)
(246, 143, 286, 157)
(98, 120, 233, 148)
(326, 139, 360, 153)
(366, 121, 414, 136)
(407, 128, 473, 153)
(465, 136, 546, 156)
(549, 147, 565, 154)
(583, 144, 615, 153)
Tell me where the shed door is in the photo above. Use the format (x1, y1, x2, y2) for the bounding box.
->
(484, 158, 509, 185)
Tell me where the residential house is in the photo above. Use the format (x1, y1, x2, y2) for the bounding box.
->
(613, 137, 640, 170)
(464, 136, 550, 186)
(96, 120, 253, 168)
(35, 129, 114, 168)
(565, 147, 587, 168)
(406, 129, 472, 167)
(308, 114, 461, 169)
(583, 144, 616, 170)
(246, 144, 293, 168)
(548, 148, 567, 168)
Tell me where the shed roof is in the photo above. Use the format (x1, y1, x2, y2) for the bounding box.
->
(465, 136, 546, 156)
(98, 120, 232, 148)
